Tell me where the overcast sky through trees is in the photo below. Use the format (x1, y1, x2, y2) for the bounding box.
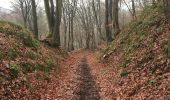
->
(0, 0, 128, 10)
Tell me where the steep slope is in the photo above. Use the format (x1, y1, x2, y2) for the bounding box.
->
(0, 21, 64, 99)
(99, 3, 170, 99)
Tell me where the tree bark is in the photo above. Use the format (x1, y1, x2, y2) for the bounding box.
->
(105, 0, 112, 42)
(112, 0, 120, 36)
(131, 0, 137, 20)
(44, 0, 52, 33)
(50, 0, 55, 33)
(52, 0, 62, 47)
(31, 0, 38, 39)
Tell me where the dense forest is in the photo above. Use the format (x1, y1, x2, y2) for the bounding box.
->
(0, 0, 170, 99)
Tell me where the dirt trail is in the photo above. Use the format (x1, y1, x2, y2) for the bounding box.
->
(74, 56, 101, 100)
(52, 51, 102, 100)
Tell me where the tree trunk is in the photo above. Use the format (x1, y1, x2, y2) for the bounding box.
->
(31, 0, 38, 39)
(131, 0, 136, 20)
(52, 0, 62, 47)
(105, 0, 112, 42)
(44, 0, 52, 33)
(113, 0, 120, 37)
(50, 0, 55, 33)
(70, 17, 74, 50)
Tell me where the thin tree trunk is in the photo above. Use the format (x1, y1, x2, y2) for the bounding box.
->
(70, 17, 74, 50)
(131, 0, 137, 20)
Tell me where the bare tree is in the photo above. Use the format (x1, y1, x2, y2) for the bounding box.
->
(44, 0, 54, 34)
(44, 0, 62, 47)
(92, 0, 103, 41)
(77, 0, 95, 49)
(62, 0, 78, 51)
(12, 0, 32, 29)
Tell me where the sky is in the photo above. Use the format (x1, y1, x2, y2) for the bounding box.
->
(0, 0, 105, 10)
(0, 0, 128, 11)
(0, 0, 13, 9)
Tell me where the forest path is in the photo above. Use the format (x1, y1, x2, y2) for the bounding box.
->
(74, 56, 101, 100)
(41, 50, 116, 100)
(51, 50, 103, 100)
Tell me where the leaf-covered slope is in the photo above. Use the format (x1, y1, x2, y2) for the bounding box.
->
(100, 4, 170, 99)
(0, 21, 63, 99)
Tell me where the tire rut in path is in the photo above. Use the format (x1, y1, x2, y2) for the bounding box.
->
(74, 56, 101, 100)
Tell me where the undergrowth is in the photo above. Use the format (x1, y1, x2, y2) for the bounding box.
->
(0, 20, 39, 48)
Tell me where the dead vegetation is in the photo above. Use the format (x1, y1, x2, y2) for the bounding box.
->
(0, 21, 64, 99)
(98, 3, 170, 99)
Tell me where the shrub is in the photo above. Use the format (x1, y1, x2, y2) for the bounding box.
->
(121, 56, 131, 68)
(43, 73, 50, 81)
(145, 76, 164, 88)
(9, 63, 19, 79)
(163, 41, 170, 57)
(158, 5, 170, 14)
(36, 72, 50, 81)
(23, 34, 39, 48)
(126, 46, 133, 54)
(20, 62, 32, 74)
(137, 51, 155, 68)
(45, 59, 54, 73)
(132, 42, 143, 49)
(34, 64, 44, 71)
(0, 50, 5, 60)
(120, 68, 128, 77)
(7, 49, 18, 60)
(0, 21, 39, 49)
(149, 62, 161, 74)
(26, 50, 37, 60)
